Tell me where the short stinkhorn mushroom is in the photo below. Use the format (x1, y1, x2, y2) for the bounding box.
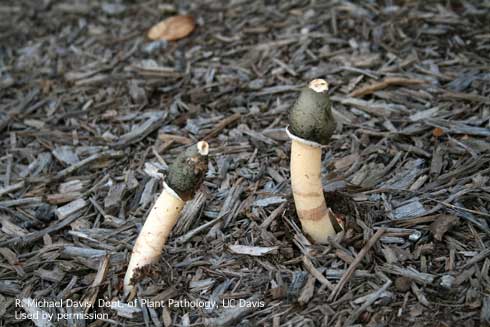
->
(124, 141, 209, 294)
(286, 79, 337, 243)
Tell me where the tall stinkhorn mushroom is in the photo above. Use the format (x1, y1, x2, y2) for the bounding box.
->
(286, 79, 337, 243)
(124, 141, 209, 294)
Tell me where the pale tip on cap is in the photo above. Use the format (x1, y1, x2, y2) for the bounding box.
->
(308, 79, 329, 93)
(197, 141, 209, 156)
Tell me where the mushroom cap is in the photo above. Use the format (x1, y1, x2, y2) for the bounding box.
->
(288, 79, 336, 145)
(166, 142, 208, 200)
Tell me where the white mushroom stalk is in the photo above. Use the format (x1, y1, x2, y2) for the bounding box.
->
(124, 141, 209, 294)
(287, 79, 338, 243)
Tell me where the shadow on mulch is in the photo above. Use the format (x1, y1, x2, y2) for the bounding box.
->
(286, 190, 385, 242)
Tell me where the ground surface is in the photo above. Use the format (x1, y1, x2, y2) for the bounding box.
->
(1, 1, 490, 326)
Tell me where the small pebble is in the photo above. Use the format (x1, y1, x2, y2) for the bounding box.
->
(409, 230, 422, 242)
(440, 275, 455, 289)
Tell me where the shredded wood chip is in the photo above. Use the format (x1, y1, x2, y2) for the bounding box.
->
(228, 245, 278, 256)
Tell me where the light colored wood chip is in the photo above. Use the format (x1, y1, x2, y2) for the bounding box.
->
(148, 15, 195, 41)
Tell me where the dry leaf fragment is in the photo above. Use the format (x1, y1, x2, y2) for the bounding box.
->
(148, 15, 195, 41)
(430, 214, 459, 241)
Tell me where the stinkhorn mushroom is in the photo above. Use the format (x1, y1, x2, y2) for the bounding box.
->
(286, 79, 337, 243)
(124, 141, 209, 293)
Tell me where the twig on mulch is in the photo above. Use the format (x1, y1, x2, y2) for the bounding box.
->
(343, 279, 392, 326)
(55, 150, 124, 179)
(0, 209, 87, 247)
(328, 228, 385, 301)
(350, 77, 427, 97)
(303, 256, 335, 291)
(202, 113, 241, 140)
